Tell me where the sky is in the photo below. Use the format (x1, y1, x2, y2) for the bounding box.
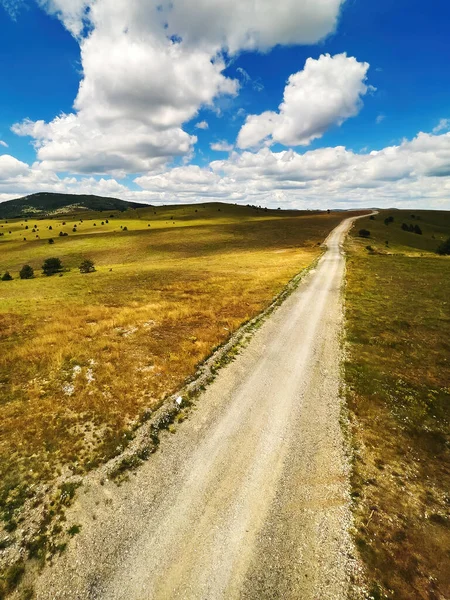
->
(1, 0, 450, 209)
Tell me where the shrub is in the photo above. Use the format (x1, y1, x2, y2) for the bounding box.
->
(20, 265, 34, 279)
(42, 257, 63, 276)
(369, 215, 375, 220)
(1, 271, 13, 281)
(72, 227, 77, 232)
(123, 226, 128, 231)
(48, 238, 54, 244)
(79, 259, 95, 273)
(401, 223, 409, 231)
(437, 237, 450, 255)
(384, 216, 394, 225)
(414, 224, 422, 235)
(59, 231, 64, 237)
(359, 229, 371, 238)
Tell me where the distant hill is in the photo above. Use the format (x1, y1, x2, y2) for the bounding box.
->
(0, 192, 150, 219)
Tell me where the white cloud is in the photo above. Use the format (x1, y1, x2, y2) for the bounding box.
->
(12, 0, 345, 175)
(237, 53, 371, 149)
(376, 114, 385, 124)
(2, 131, 450, 208)
(0, 140, 9, 148)
(210, 141, 234, 152)
(1, 0, 23, 19)
(432, 118, 450, 134)
(195, 121, 209, 130)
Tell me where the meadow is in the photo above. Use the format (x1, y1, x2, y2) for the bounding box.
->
(345, 210, 450, 599)
(0, 203, 362, 553)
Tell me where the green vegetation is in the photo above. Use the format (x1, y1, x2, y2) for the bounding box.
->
(0, 201, 366, 571)
(345, 209, 450, 599)
(19, 265, 34, 280)
(79, 259, 95, 273)
(0, 192, 147, 220)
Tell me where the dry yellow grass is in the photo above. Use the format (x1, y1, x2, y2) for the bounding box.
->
(0, 203, 363, 533)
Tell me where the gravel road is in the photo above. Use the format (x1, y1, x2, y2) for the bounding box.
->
(35, 216, 359, 600)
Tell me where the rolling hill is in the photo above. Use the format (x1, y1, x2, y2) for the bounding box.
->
(0, 192, 150, 219)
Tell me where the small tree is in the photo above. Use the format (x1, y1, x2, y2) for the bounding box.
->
(1, 271, 13, 281)
(79, 259, 95, 273)
(20, 265, 34, 279)
(42, 257, 63, 276)
(359, 229, 371, 238)
(437, 237, 450, 255)
(414, 224, 422, 235)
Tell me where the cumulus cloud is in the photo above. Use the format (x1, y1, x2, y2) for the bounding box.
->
(2, 130, 450, 208)
(210, 141, 234, 152)
(133, 130, 450, 208)
(12, 0, 345, 175)
(195, 121, 209, 130)
(237, 53, 371, 149)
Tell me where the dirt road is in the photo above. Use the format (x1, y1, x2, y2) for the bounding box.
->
(35, 216, 359, 600)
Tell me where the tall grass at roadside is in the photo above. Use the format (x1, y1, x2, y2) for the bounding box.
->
(345, 210, 450, 599)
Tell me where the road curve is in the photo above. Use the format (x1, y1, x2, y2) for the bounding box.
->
(35, 216, 359, 600)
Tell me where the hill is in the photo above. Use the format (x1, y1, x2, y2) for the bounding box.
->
(0, 192, 149, 219)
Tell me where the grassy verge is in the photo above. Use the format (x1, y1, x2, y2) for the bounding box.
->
(0, 202, 365, 595)
(345, 210, 450, 599)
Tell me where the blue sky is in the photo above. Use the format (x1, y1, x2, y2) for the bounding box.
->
(1, 0, 450, 208)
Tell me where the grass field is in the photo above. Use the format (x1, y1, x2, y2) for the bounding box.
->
(0, 203, 365, 560)
(345, 210, 450, 599)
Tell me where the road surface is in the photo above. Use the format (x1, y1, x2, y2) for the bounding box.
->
(35, 216, 359, 600)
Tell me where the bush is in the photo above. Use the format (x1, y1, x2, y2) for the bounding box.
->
(437, 237, 450, 255)
(42, 257, 63, 276)
(79, 259, 95, 273)
(20, 265, 34, 279)
(384, 216, 394, 225)
(1, 271, 13, 281)
(123, 226, 128, 231)
(369, 215, 375, 220)
(414, 224, 422, 235)
(359, 229, 371, 238)
(48, 238, 54, 244)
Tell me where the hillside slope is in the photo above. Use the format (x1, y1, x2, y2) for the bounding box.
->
(0, 192, 149, 218)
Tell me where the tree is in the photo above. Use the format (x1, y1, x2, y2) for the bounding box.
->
(437, 237, 450, 255)
(42, 257, 63, 276)
(1, 271, 13, 281)
(79, 259, 95, 273)
(359, 229, 371, 238)
(20, 265, 34, 279)
(384, 216, 394, 225)
(414, 224, 422, 235)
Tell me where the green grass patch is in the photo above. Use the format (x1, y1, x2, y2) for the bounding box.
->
(345, 209, 450, 599)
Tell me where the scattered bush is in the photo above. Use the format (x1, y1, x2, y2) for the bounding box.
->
(437, 237, 450, 255)
(42, 257, 63, 276)
(414, 224, 422, 235)
(48, 238, 54, 244)
(369, 215, 375, 220)
(123, 226, 128, 231)
(1, 271, 13, 281)
(384, 216, 394, 225)
(20, 265, 34, 279)
(359, 229, 371, 238)
(79, 259, 95, 273)
(72, 227, 77, 232)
